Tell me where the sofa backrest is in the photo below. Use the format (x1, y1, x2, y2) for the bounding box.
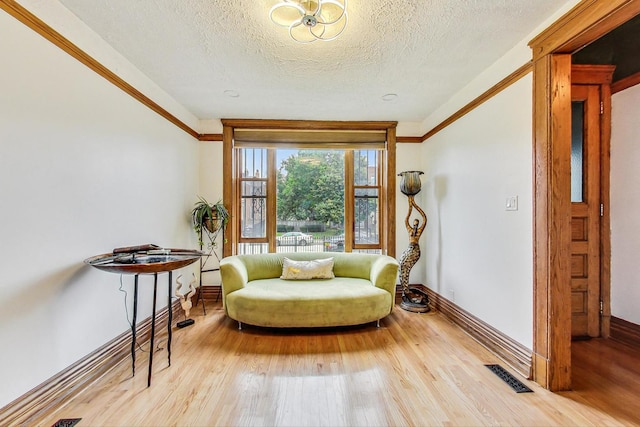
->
(236, 252, 381, 281)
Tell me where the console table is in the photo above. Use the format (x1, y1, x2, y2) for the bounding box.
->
(85, 246, 201, 387)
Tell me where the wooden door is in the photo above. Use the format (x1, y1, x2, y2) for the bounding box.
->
(570, 84, 601, 338)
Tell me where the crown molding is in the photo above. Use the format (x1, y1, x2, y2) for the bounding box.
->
(0, 0, 200, 139)
(3, 0, 532, 146)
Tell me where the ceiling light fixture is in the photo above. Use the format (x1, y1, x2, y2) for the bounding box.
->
(270, 0, 348, 44)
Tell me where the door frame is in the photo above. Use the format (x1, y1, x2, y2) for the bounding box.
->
(529, 0, 640, 391)
(571, 65, 616, 340)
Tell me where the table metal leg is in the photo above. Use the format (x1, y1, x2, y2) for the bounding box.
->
(167, 271, 172, 367)
(147, 273, 158, 387)
(131, 274, 139, 378)
(197, 256, 207, 316)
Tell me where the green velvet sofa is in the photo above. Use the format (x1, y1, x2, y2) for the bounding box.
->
(219, 252, 399, 329)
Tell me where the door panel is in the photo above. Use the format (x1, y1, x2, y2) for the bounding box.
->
(570, 84, 601, 338)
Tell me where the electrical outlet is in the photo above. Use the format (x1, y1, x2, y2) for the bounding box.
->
(449, 288, 455, 302)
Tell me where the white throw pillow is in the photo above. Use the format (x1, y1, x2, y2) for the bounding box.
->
(280, 257, 335, 280)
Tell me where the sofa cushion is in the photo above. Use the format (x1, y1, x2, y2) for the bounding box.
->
(237, 252, 378, 282)
(225, 277, 393, 328)
(280, 257, 334, 280)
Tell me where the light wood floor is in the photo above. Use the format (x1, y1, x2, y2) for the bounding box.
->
(565, 337, 640, 426)
(41, 302, 639, 427)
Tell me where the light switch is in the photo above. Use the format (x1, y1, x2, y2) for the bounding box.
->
(506, 196, 518, 211)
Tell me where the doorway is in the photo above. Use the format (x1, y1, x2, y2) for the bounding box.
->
(570, 83, 602, 339)
(529, 0, 640, 391)
(570, 65, 615, 340)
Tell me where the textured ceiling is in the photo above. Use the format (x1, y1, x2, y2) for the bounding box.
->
(57, 0, 568, 124)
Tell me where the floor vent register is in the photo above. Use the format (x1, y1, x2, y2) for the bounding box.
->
(485, 364, 533, 393)
(51, 418, 82, 427)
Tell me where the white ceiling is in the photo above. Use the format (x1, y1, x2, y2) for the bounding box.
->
(56, 0, 567, 126)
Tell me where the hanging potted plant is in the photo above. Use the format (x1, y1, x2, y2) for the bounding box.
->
(191, 196, 229, 246)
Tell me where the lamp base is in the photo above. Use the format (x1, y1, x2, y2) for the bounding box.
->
(177, 319, 195, 328)
(400, 287, 430, 313)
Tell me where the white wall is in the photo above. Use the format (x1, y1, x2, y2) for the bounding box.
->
(421, 76, 534, 348)
(396, 145, 427, 283)
(611, 84, 640, 325)
(197, 141, 225, 285)
(409, 0, 580, 353)
(0, 10, 199, 407)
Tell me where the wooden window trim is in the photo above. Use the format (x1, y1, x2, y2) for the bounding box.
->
(222, 119, 397, 258)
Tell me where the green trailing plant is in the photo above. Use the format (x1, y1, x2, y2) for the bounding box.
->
(191, 196, 229, 247)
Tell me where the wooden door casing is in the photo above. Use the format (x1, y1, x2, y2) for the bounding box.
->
(530, 0, 624, 391)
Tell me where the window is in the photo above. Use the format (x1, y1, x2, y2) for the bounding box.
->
(353, 149, 381, 251)
(239, 148, 268, 239)
(222, 120, 397, 258)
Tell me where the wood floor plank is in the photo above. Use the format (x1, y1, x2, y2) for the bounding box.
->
(565, 338, 640, 426)
(40, 303, 636, 426)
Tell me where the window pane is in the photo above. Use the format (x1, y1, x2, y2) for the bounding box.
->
(355, 188, 379, 244)
(240, 196, 265, 238)
(353, 249, 382, 254)
(353, 149, 381, 248)
(238, 243, 269, 255)
(276, 149, 345, 254)
(571, 101, 584, 203)
(354, 150, 379, 186)
(241, 149, 267, 179)
(239, 148, 267, 239)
